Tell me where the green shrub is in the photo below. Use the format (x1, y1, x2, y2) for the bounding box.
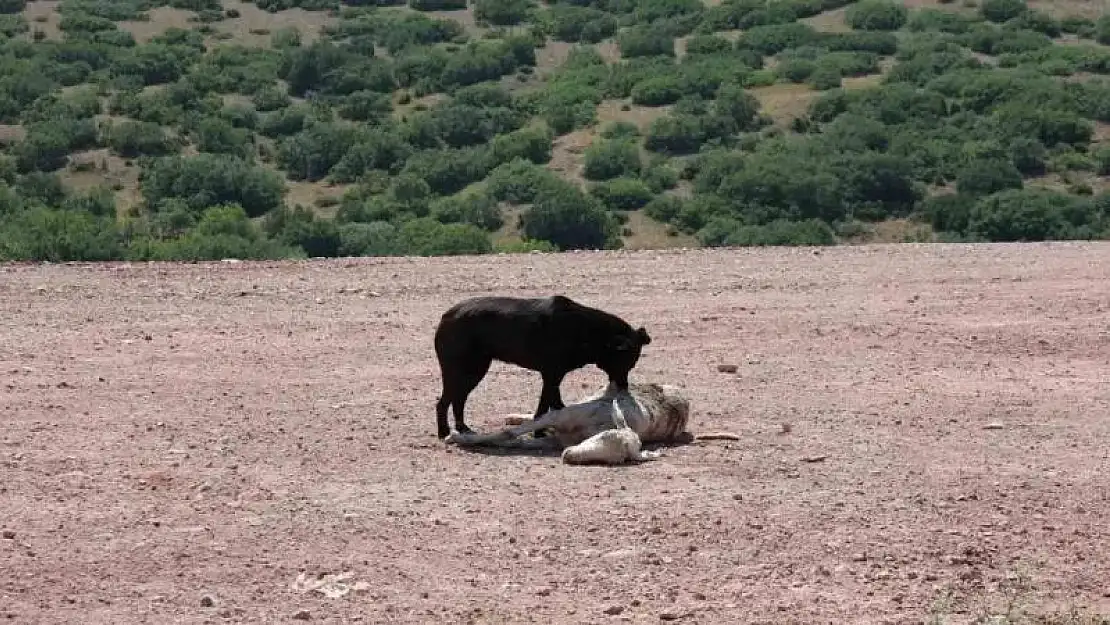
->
(631, 76, 684, 106)
(263, 204, 342, 257)
(520, 183, 619, 250)
(494, 238, 559, 253)
(698, 217, 837, 247)
(337, 221, 399, 256)
(955, 158, 1024, 196)
(968, 188, 1105, 241)
(618, 28, 675, 58)
(141, 154, 286, 217)
(103, 120, 179, 157)
(920, 192, 976, 233)
(474, 0, 532, 25)
(980, 0, 1026, 23)
(845, 0, 908, 31)
(395, 217, 493, 255)
(0, 206, 123, 261)
(589, 178, 655, 210)
(736, 23, 818, 55)
(684, 34, 732, 55)
(645, 114, 705, 154)
(584, 139, 642, 181)
(430, 191, 504, 231)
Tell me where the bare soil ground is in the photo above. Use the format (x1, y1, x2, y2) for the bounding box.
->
(3, 243, 1110, 624)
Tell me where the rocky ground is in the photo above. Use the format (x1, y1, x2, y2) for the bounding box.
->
(2, 243, 1109, 624)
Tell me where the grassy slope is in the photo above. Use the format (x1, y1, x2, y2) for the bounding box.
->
(13, 0, 1110, 248)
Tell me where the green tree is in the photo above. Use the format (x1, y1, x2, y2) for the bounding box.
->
(141, 154, 286, 217)
(520, 184, 619, 250)
(583, 140, 642, 181)
(956, 159, 1024, 196)
(845, 0, 908, 31)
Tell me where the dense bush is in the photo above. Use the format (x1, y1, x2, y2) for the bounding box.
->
(0, 0, 1105, 264)
(141, 154, 285, 217)
(980, 0, 1027, 24)
(845, 0, 908, 31)
(474, 0, 532, 25)
(618, 28, 675, 58)
(589, 178, 654, 210)
(968, 188, 1106, 241)
(520, 182, 619, 250)
(584, 139, 642, 181)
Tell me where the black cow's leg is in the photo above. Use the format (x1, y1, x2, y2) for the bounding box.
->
(449, 355, 492, 435)
(532, 372, 566, 439)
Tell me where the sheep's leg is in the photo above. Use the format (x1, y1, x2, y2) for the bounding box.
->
(445, 409, 566, 449)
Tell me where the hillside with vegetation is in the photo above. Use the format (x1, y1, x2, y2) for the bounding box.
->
(0, 0, 1109, 260)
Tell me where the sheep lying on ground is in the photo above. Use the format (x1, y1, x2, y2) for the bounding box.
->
(444, 382, 692, 465)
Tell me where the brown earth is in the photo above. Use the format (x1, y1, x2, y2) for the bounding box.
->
(2, 243, 1110, 624)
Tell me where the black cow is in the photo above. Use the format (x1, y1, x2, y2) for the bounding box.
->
(433, 295, 652, 439)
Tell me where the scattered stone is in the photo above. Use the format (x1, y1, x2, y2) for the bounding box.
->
(2, 530, 15, 539)
(779, 423, 793, 435)
(731, 493, 743, 501)
(716, 364, 738, 374)
(801, 455, 827, 463)
(850, 553, 867, 562)
(659, 611, 681, 621)
(983, 422, 1004, 430)
(292, 609, 311, 620)
(603, 605, 624, 616)
(199, 594, 216, 607)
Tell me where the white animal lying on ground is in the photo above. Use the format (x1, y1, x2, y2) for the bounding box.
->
(444, 382, 693, 465)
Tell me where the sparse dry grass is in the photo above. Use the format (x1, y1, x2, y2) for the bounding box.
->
(546, 127, 594, 183)
(22, 0, 61, 41)
(536, 40, 575, 75)
(0, 123, 27, 145)
(620, 209, 699, 249)
(750, 82, 820, 126)
(596, 100, 671, 130)
(842, 218, 937, 244)
(424, 7, 486, 35)
(801, 6, 851, 32)
(212, 1, 334, 46)
(285, 180, 351, 216)
(392, 92, 448, 120)
(118, 6, 194, 43)
(60, 149, 143, 215)
(1029, 0, 1109, 19)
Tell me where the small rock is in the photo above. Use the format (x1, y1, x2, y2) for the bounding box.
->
(603, 605, 624, 616)
(660, 612, 680, 621)
(731, 493, 743, 501)
(292, 609, 311, 620)
(983, 422, 1004, 430)
(779, 423, 792, 435)
(716, 364, 738, 374)
(850, 553, 867, 562)
(2, 530, 15, 539)
(199, 594, 216, 607)
(801, 455, 827, 463)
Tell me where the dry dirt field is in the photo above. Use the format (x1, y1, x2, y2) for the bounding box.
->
(3, 243, 1110, 624)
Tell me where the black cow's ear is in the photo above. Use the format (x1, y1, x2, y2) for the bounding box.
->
(636, 327, 651, 346)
